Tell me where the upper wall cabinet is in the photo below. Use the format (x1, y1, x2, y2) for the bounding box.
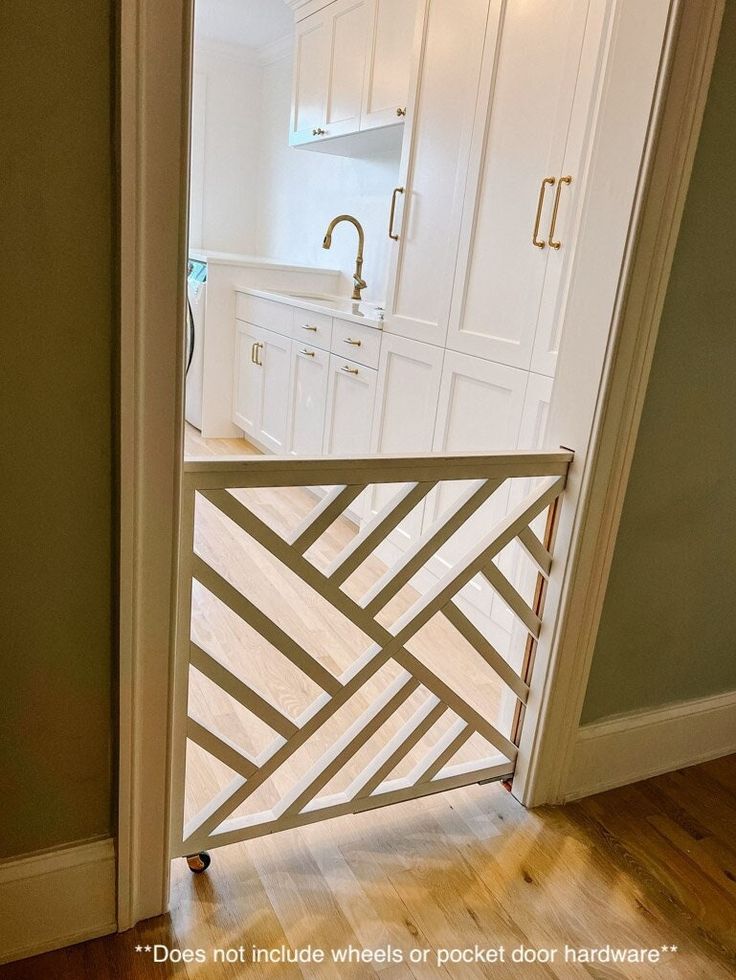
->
(289, 0, 418, 151)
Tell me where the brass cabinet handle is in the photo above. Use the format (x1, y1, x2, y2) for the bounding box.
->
(343, 337, 361, 347)
(302, 323, 318, 332)
(341, 365, 359, 375)
(254, 342, 263, 367)
(298, 348, 315, 357)
(396, 107, 407, 117)
(312, 127, 326, 136)
(250, 342, 257, 364)
(532, 177, 556, 248)
(548, 175, 572, 249)
(389, 186, 404, 241)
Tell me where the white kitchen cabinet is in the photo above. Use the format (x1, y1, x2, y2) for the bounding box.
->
(233, 322, 262, 438)
(324, 354, 377, 519)
(290, 10, 330, 145)
(369, 334, 444, 552)
(232, 322, 292, 454)
(288, 342, 330, 457)
(382, 0, 490, 348)
(425, 351, 528, 635)
(446, 0, 609, 373)
(289, 0, 416, 150)
(361, 0, 419, 132)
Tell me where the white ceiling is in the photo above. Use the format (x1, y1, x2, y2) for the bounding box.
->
(195, 0, 293, 49)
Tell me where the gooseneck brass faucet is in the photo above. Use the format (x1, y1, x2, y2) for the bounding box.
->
(322, 214, 367, 301)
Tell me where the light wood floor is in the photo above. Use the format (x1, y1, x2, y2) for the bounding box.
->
(3, 755, 735, 979)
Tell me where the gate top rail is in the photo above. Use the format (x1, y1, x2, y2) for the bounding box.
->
(182, 450, 574, 490)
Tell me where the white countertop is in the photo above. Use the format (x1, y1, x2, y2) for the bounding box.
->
(189, 250, 339, 277)
(237, 287, 385, 328)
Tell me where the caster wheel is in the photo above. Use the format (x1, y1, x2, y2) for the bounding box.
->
(186, 852, 211, 874)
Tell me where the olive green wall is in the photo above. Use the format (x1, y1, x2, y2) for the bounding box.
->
(582, 5, 736, 724)
(0, 2, 114, 856)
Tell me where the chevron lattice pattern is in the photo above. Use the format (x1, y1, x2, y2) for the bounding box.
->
(172, 452, 571, 857)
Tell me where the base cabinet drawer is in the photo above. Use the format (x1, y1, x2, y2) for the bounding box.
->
(288, 343, 330, 457)
(235, 293, 293, 336)
(292, 308, 333, 351)
(331, 318, 382, 369)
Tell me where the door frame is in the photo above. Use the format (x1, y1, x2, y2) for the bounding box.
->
(117, 0, 723, 927)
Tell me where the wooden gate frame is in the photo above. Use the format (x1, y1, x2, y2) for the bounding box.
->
(118, 0, 724, 929)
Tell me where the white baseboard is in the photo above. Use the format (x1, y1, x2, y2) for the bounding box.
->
(563, 689, 736, 801)
(0, 837, 116, 965)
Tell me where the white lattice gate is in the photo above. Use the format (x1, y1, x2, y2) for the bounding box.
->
(170, 451, 571, 861)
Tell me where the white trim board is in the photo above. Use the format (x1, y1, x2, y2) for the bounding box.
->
(562, 690, 736, 801)
(0, 837, 116, 965)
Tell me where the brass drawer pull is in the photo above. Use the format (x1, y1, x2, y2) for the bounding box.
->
(548, 175, 572, 249)
(396, 107, 407, 117)
(343, 337, 362, 347)
(389, 186, 405, 241)
(302, 324, 318, 332)
(299, 348, 315, 357)
(532, 176, 555, 248)
(312, 127, 326, 136)
(341, 365, 359, 375)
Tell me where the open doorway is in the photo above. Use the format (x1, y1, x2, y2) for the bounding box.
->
(176, 0, 584, 880)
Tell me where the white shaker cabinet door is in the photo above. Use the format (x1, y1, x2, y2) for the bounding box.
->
(232, 321, 263, 439)
(446, 0, 602, 370)
(369, 334, 445, 551)
(257, 327, 293, 455)
(383, 0, 490, 348)
(427, 351, 527, 636)
(361, 0, 419, 132)
(324, 356, 378, 521)
(290, 11, 330, 146)
(288, 343, 330, 457)
(323, 0, 373, 139)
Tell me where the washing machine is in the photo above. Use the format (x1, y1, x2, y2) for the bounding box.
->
(185, 258, 207, 430)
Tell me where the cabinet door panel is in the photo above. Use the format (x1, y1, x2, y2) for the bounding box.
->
(288, 344, 330, 457)
(290, 14, 329, 145)
(447, 0, 601, 369)
(258, 329, 292, 454)
(427, 352, 527, 633)
(369, 334, 444, 551)
(325, 0, 373, 138)
(324, 356, 377, 520)
(383, 0, 489, 347)
(232, 322, 262, 437)
(361, 0, 418, 131)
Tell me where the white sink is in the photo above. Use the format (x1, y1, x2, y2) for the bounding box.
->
(282, 292, 384, 320)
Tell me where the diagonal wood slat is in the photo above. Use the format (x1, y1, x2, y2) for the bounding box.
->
(192, 553, 341, 695)
(327, 480, 436, 585)
(187, 716, 258, 779)
(481, 561, 542, 639)
(360, 478, 504, 616)
(280, 673, 419, 818)
(174, 451, 571, 856)
(190, 642, 298, 740)
(288, 483, 366, 554)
